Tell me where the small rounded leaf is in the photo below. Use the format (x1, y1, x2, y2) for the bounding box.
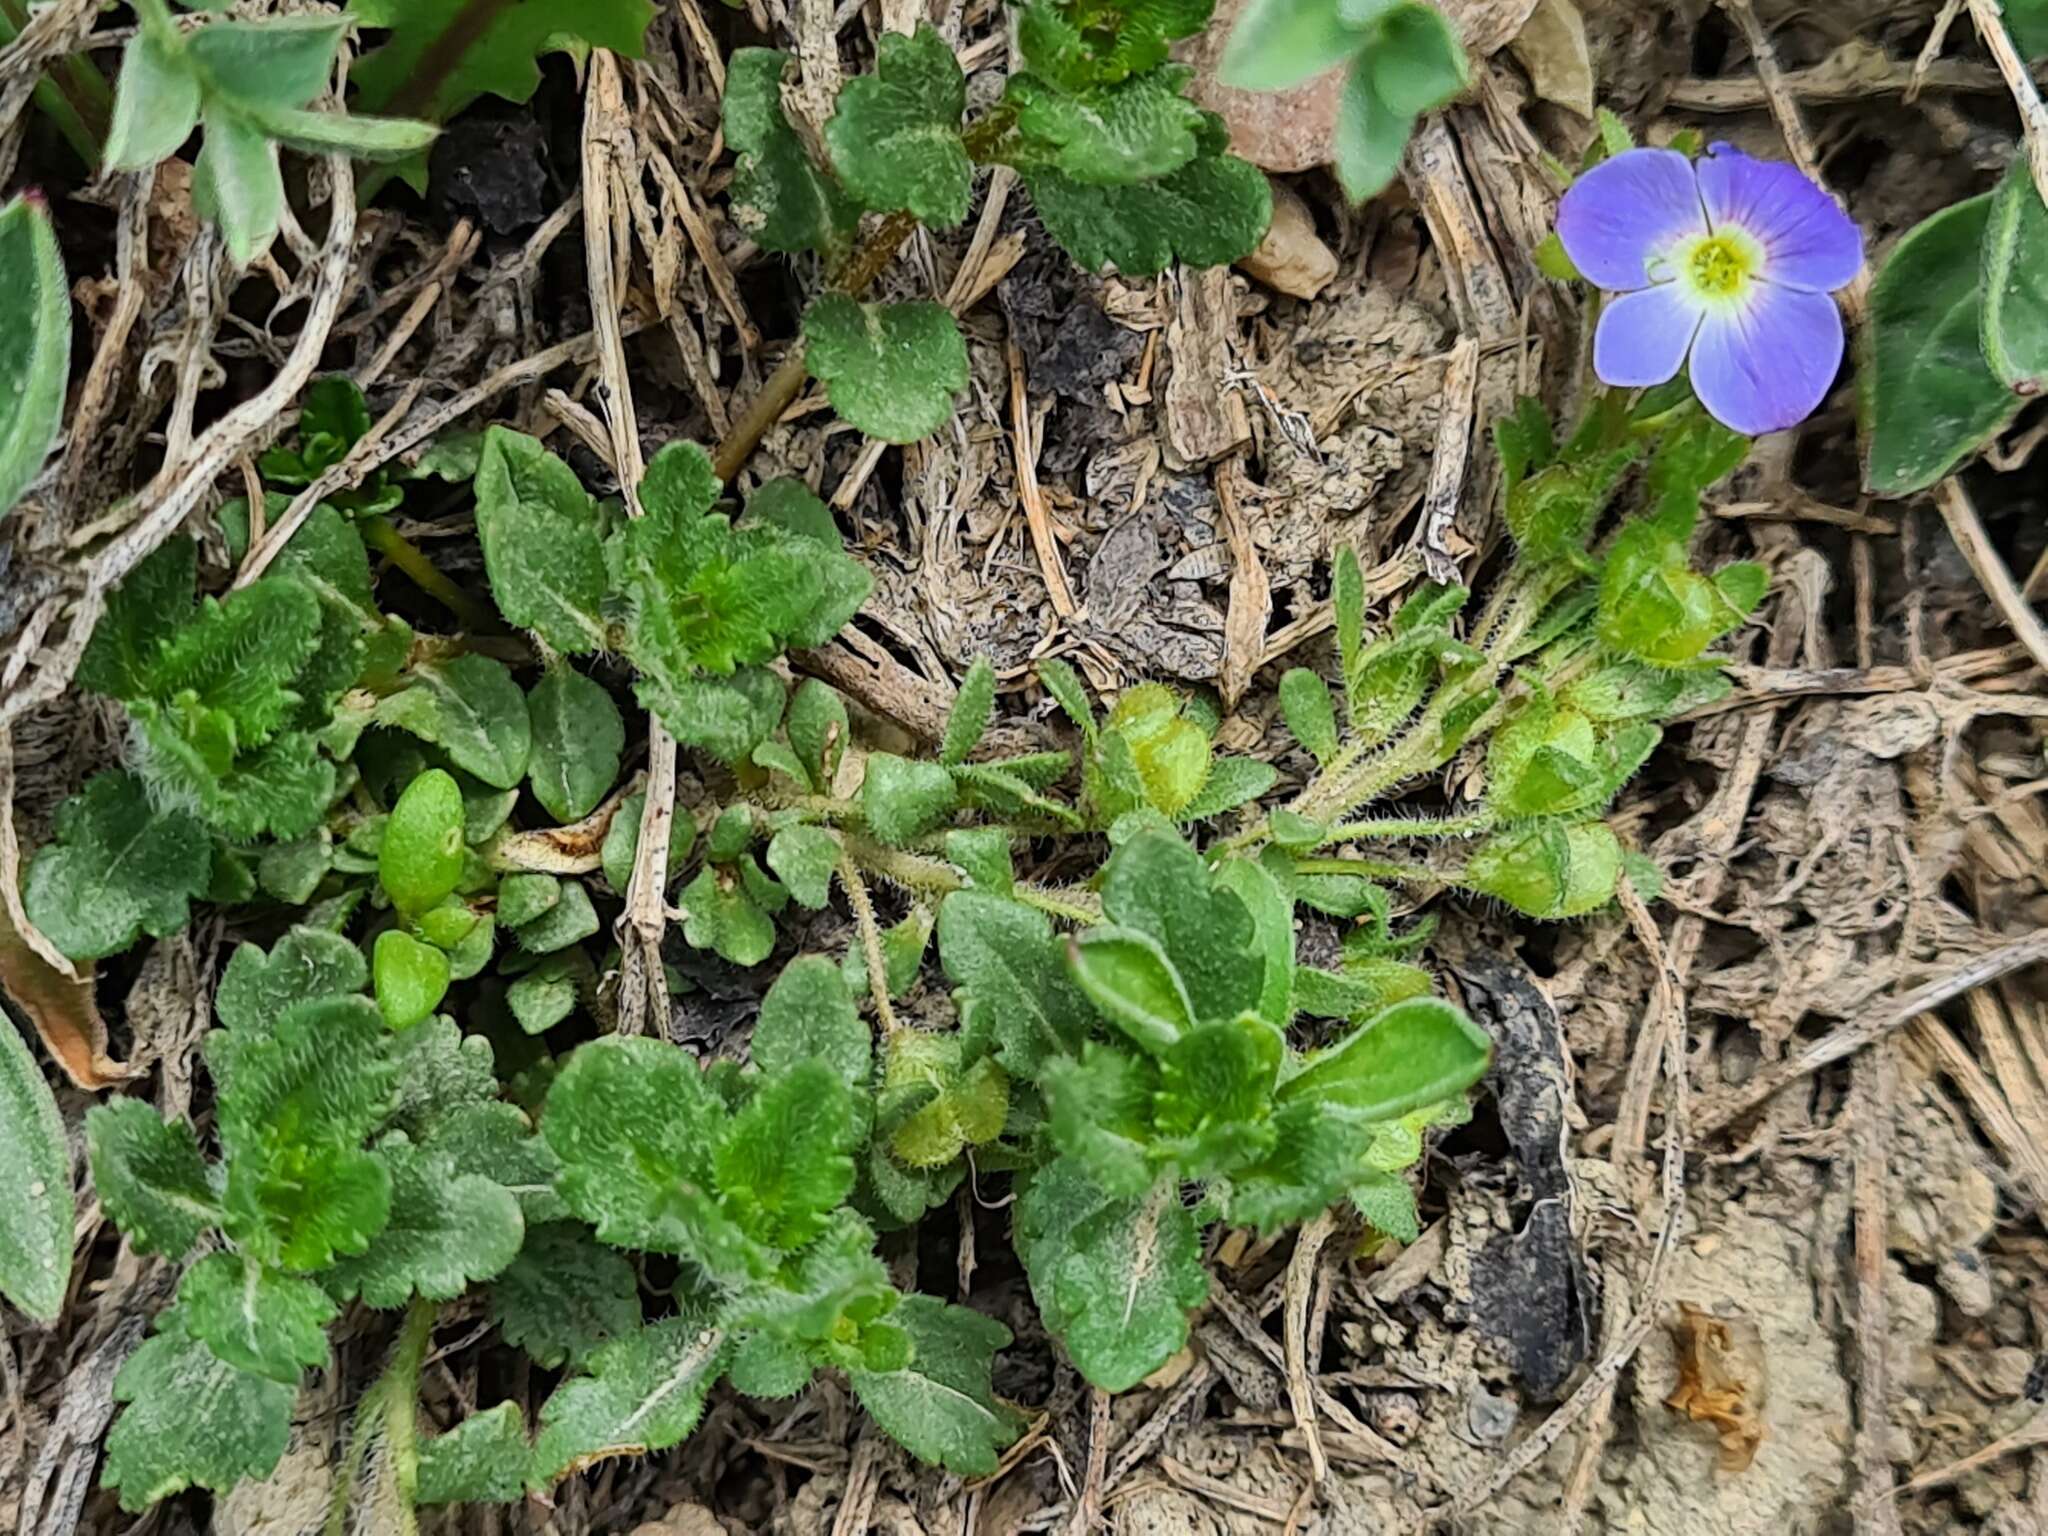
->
(374, 930, 451, 1030)
(380, 769, 467, 916)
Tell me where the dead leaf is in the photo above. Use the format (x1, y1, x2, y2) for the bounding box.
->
(1509, 0, 1595, 118)
(1665, 1301, 1769, 1472)
(0, 902, 126, 1090)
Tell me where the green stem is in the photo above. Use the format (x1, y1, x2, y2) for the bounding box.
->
(709, 106, 1019, 485)
(0, 0, 112, 168)
(360, 515, 500, 634)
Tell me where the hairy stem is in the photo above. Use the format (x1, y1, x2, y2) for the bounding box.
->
(324, 1299, 435, 1536)
(1315, 809, 1494, 845)
(837, 849, 899, 1034)
(847, 836, 1102, 924)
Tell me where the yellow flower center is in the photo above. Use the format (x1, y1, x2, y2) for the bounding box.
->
(1686, 234, 1753, 297)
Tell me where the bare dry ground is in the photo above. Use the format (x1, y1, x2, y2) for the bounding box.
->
(6, 1, 2048, 1533)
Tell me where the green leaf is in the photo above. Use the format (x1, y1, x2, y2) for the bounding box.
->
(210, 996, 395, 1269)
(728, 1333, 813, 1398)
(195, 103, 285, 267)
(77, 539, 196, 702)
(1037, 657, 1096, 737)
(377, 655, 532, 788)
(531, 1315, 725, 1484)
(1025, 116, 1271, 275)
(184, 16, 344, 108)
(497, 873, 561, 931)
(862, 752, 960, 845)
(383, 1014, 498, 1141)
(1277, 997, 1491, 1118)
(417, 1402, 531, 1505)
(1015, 1159, 1207, 1391)
(374, 930, 451, 1031)
(804, 295, 969, 444)
(766, 825, 840, 908)
(1219, 0, 1360, 91)
(827, 25, 972, 227)
(421, 1100, 564, 1224)
(714, 1061, 861, 1250)
(511, 880, 599, 955)
(1351, 1166, 1421, 1242)
(1332, 57, 1408, 203)
(1009, 67, 1206, 185)
(1370, 2, 1467, 118)
(601, 791, 694, 894)
(2009, 0, 2048, 54)
(1863, 193, 2017, 495)
(1154, 1015, 1285, 1175)
(680, 866, 776, 966)
(941, 655, 997, 767)
(1213, 856, 1294, 1029)
(528, 667, 624, 823)
(175, 1251, 334, 1382)
(788, 680, 851, 788)
(0, 1016, 71, 1320)
(103, 1315, 293, 1511)
(937, 892, 1094, 1074)
(330, 1135, 524, 1306)
(724, 48, 860, 259)
(490, 1221, 641, 1370)
(848, 1296, 1024, 1476)
(1066, 927, 1193, 1052)
(105, 27, 201, 171)
(1176, 755, 1278, 821)
(843, 907, 934, 1003)
(752, 957, 869, 1092)
(1279, 667, 1339, 763)
(349, 0, 657, 126)
(1982, 163, 2048, 392)
(22, 772, 211, 962)
(1464, 820, 1622, 918)
(946, 826, 1014, 891)
(380, 768, 466, 915)
(473, 426, 609, 653)
(0, 196, 71, 519)
(508, 954, 582, 1035)
(884, 1032, 1009, 1167)
(239, 103, 438, 160)
(543, 1036, 725, 1256)
(215, 927, 366, 1034)
(1099, 829, 1264, 1022)
(85, 1098, 217, 1261)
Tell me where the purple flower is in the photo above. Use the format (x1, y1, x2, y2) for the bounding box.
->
(1556, 144, 1863, 436)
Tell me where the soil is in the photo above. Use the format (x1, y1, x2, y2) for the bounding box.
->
(7, 2, 2048, 1535)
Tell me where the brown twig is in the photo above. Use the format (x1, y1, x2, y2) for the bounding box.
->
(1283, 1211, 1336, 1483)
(1966, 0, 2048, 209)
(1696, 930, 2048, 1136)
(1849, 1046, 1905, 1536)
(1934, 479, 2048, 676)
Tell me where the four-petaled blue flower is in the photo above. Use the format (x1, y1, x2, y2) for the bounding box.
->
(1557, 143, 1864, 436)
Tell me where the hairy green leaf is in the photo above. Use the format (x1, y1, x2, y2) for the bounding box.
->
(1015, 1159, 1207, 1391)
(103, 1313, 294, 1511)
(331, 1135, 523, 1306)
(418, 1402, 531, 1505)
(23, 772, 211, 962)
(1277, 997, 1491, 1119)
(0, 1015, 71, 1320)
(531, 1314, 725, 1484)
(490, 1222, 642, 1370)
(86, 1098, 217, 1261)
(528, 666, 625, 822)
(0, 196, 71, 519)
(828, 25, 972, 226)
(937, 892, 1094, 1075)
(473, 427, 609, 653)
(376, 655, 532, 789)
(175, 1251, 334, 1382)
(804, 295, 969, 444)
(862, 752, 960, 846)
(725, 48, 860, 258)
(373, 930, 451, 1031)
(848, 1296, 1023, 1476)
